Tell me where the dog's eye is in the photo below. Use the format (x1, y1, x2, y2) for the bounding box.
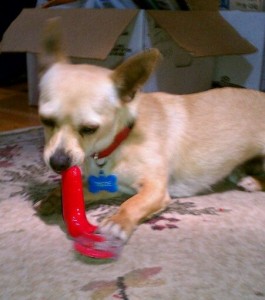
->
(41, 118, 56, 128)
(79, 125, 99, 136)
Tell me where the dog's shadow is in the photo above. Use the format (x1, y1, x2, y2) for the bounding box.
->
(27, 179, 127, 226)
(27, 177, 239, 228)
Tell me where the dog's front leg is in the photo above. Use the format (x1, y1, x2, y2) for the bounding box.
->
(100, 180, 170, 241)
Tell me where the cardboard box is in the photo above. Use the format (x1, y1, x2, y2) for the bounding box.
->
(214, 11, 265, 90)
(0, 8, 255, 105)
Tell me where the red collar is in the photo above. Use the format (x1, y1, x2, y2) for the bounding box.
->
(92, 123, 134, 160)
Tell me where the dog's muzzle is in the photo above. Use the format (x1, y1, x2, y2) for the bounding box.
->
(49, 148, 72, 173)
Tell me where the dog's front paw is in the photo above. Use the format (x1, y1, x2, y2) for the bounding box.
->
(33, 188, 62, 215)
(95, 216, 130, 258)
(99, 214, 135, 242)
(237, 176, 262, 192)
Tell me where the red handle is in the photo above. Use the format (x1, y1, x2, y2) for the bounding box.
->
(61, 166, 118, 259)
(61, 166, 97, 238)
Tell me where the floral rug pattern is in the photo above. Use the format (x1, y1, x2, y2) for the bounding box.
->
(1, 127, 265, 300)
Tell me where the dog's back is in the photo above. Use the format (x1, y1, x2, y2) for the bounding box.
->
(139, 87, 265, 196)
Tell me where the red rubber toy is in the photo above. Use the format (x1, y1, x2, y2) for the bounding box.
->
(61, 166, 122, 259)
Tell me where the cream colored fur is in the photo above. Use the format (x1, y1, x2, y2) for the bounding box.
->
(37, 19, 265, 242)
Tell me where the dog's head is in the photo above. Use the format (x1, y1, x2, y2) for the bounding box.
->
(38, 18, 161, 173)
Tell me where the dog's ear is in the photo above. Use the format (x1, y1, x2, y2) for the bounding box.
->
(111, 49, 162, 102)
(39, 17, 68, 71)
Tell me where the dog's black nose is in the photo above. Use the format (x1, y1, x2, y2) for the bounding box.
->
(49, 149, 72, 172)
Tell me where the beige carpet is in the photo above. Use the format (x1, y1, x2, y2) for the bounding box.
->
(1, 127, 265, 300)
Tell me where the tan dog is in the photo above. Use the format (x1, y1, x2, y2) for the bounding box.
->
(37, 19, 265, 242)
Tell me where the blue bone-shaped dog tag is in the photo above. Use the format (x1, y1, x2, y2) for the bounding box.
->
(88, 170, 118, 193)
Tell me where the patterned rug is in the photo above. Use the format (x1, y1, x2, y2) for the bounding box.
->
(0, 127, 265, 300)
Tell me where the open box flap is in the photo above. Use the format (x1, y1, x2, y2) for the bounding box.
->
(147, 10, 256, 57)
(1, 9, 256, 59)
(1, 8, 138, 60)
